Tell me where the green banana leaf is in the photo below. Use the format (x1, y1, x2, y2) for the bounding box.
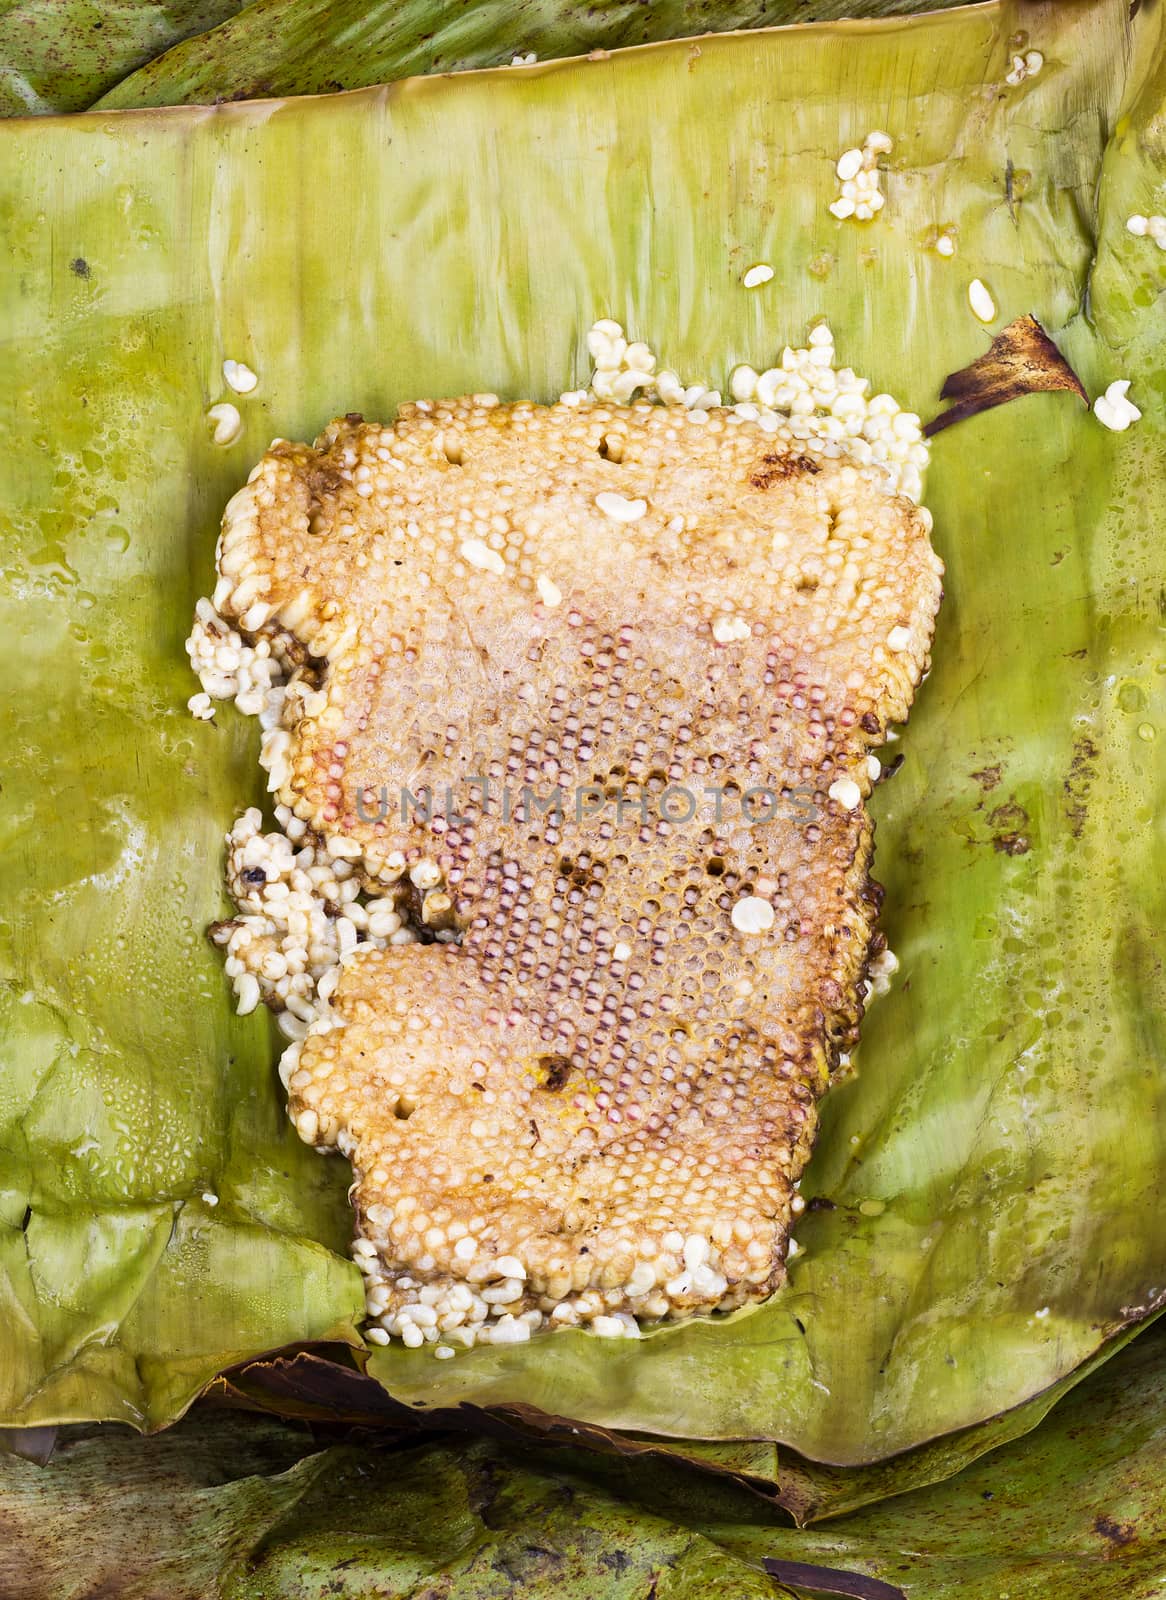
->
(93, 0, 976, 113)
(4, 1323, 1166, 1597)
(1, 0, 1164, 1468)
(711, 1321, 1166, 1597)
(0, 0, 249, 114)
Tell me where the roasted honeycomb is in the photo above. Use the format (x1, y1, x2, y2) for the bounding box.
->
(212, 394, 943, 1340)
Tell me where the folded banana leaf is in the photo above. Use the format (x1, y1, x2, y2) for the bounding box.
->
(1, 0, 1163, 1471)
(205, 1309, 1162, 1526)
(4, 1323, 1166, 1597)
(0, 0, 979, 118)
(93, 0, 975, 113)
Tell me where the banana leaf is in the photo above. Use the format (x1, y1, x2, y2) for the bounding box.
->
(0, 0, 249, 114)
(4, 1323, 1166, 1597)
(205, 1309, 1162, 1526)
(1, 0, 1164, 1468)
(93, 0, 976, 113)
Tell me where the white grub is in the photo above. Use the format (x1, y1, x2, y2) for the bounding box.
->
(509, 50, 538, 66)
(1093, 379, 1141, 432)
(612, 941, 632, 963)
(201, 1192, 219, 1207)
(222, 359, 258, 394)
(188, 691, 215, 720)
(536, 574, 563, 608)
(572, 318, 927, 499)
(730, 364, 760, 402)
(935, 229, 957, 258)
(409, 858, 443, 891)
(731, 896, 776, 935)
(485, 1316, 531, 1345)
(1126, 214, 1166, 249)
(684, 384, 721, 410)
(235, 972, 260, 1015)
(207, 403, 242, 446)
(592, 1315, 630, 1339)
(1005, 49, 1044, 87)
(595, 491, 647, 524)
(712, 614, 751, 644)
(580, 321, 721, 414)
(967, 278, 997, 323)
(653, 369, 684, 404)
(207, 804, 415, 1050)
(567, 318, 929, 504)
(830, 131, 892, 223)
(628, 1261, 657, 1296)
(868, 947, 900, 997)
(827, 777, 862, 811)
(586, 318, 627, 369)
(460, 537, 505, 574)
(742, 263, 775, 289)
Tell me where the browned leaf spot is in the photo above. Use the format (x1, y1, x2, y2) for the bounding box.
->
(1063, 735, 1098, 839)
(924, 315, 1087, 437)
(970, 764, 1003, 792)
(988, 799, 1030, 856)
(992, 832, 1030, 856)
(1094, 1514, 1137, 1546)
(988, 801, 1026, 831)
